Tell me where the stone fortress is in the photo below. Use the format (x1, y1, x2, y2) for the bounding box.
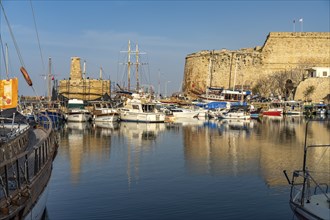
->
(58, 57, 111, 101)
(183, 32, 330, 102)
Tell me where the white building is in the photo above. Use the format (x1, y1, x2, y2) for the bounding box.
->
(306, 67, 330, 78)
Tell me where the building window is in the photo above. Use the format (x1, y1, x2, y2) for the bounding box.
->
(323, 71, 327, 77)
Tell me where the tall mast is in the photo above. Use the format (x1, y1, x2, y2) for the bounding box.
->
(127, 40, 131, 90)
(120, 40, 146, 91)
(135, 43, 139, 91)
(48, 57, 52, 101)
(158, 69, 161, 99)
(5, 43, 9, 79)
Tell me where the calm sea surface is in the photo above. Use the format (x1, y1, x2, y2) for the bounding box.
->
(45, 116, 330, 220)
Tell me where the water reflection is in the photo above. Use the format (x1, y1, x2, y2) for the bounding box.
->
(182, 117, 329, 187)
(49, 116, 330, 220)
(120, 122, 166, 147)
(59, 117, 329, 188)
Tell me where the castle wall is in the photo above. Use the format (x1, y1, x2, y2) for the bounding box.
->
(58, 79, 110, 101)
(58, 57, 110, 101)
(183, 32, 330, 102)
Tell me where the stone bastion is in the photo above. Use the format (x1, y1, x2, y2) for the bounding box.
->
(183, 32, 330, 102)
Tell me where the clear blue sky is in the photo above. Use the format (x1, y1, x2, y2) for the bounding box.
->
(0, 0, 329, 97)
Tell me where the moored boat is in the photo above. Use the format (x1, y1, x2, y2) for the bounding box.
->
(65, 99, 91, 122)
(199, 88, 251, 103)
(0, 78, 58, 220)
(313, 103, 327, 115)
(169, 107, 209, 119)
(218, 107, 251, 120)
(262, 101, 283, 116)
(118, 94, 165, 123)
(283, 120, 330, 219)
(283, 100, 304, 116)
(91, 102, 120, 123)
(250, 107, 263, 119)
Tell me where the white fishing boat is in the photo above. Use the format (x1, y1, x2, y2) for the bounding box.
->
(283, 100, 304, 116)
(65, 99, 91, 122)
(199, 88, 250, 103)
(283, 120, 330, 220)
(119, 94, 165, 123)
(218, 107, 251, 120)
(91, 102, 120, 122)
(169, 107, 209, 119)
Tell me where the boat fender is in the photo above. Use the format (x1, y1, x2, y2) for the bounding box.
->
(20, 66, 33, 86)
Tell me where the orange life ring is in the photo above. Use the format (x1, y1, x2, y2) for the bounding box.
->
(20, 66, 33, 86)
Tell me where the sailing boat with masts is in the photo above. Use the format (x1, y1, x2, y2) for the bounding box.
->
(117, 40, 165, 123)
(199, 51, 250, 103)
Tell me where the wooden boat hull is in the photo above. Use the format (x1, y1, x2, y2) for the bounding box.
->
(23, 169, 50, 220)
(0, 112, 58, 220)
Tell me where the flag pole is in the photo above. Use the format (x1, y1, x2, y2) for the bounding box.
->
(293, 20, 296, 32)
(299, 18, 303, 32)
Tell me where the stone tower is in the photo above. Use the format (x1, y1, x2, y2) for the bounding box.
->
(70, 57, 82, 80)
(58, 57, 111, 101)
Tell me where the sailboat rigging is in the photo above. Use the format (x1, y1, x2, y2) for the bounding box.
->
(119, 40, 147, 92)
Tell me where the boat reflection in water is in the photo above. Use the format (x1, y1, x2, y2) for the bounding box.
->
(48, 116, 329, 220)
(120, 122, 166, 147)
(94, 121, 120, 130)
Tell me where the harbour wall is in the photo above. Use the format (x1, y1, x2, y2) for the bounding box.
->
(183, 32, 330, 102)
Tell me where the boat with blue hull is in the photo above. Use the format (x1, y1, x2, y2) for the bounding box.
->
(38, 111, 64, 130)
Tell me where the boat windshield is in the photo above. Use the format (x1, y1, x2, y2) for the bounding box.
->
(68, 103, 84, 109)
(142, 104, 155, 112)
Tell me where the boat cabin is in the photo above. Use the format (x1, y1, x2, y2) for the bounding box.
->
(68, 99, 85, 109)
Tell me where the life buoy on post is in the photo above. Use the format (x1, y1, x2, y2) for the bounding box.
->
(20, 66, 33, 86)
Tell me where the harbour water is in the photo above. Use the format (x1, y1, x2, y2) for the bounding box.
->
(46, 116, 329, 220)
